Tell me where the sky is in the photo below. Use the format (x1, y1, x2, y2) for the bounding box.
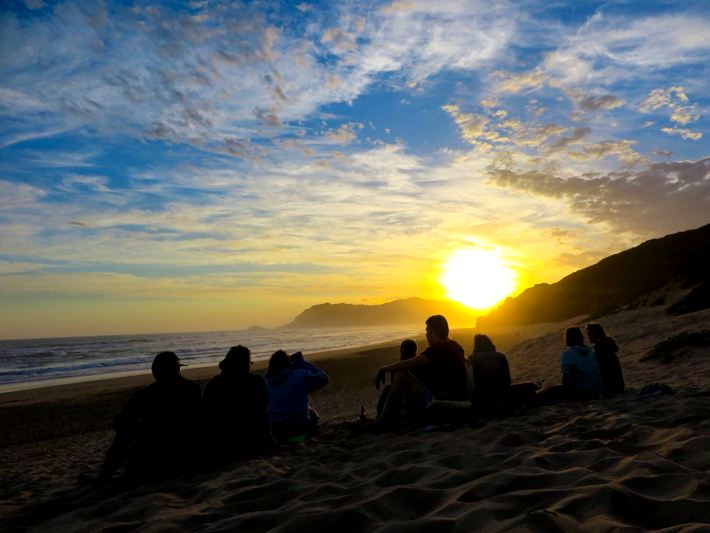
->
(1, 0, 709, 339)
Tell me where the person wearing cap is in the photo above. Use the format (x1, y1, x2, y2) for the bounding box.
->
(99, 351, 201, 481)
(202, 345, 272, 462)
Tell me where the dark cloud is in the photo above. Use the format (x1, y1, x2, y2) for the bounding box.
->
(487, 158, 710, 235)
(575, 94, 624, 111)
(547, 127, 591, 151)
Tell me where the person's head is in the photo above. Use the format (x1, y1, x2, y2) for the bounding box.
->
(565, 327, 585, 348)
(219, 345, 251, 375)
(399, 339, 417, 360)
(472, 334, 496, 353)
(585, 323, 606, 344)
(266, 349, 291, 378)
(425, 315, 449, 346)
(151, 351, 184, 382)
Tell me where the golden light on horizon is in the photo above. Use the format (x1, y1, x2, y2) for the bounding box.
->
(441, 248, 517, 310)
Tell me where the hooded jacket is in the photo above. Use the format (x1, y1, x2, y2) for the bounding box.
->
(561, 345, 603, 395)
(266, 354, 329, 427)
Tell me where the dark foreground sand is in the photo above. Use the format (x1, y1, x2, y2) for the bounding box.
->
(1, 306, 709, 531)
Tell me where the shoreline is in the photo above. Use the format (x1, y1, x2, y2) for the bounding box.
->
(1, 321, 568, 398)
(0, 327, 432, 396)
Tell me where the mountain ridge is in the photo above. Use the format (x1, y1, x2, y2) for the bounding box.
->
(478, 222, 710, 327)
(281, 297, 479, 329)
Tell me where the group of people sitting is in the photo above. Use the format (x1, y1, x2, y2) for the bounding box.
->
(99, 347, 328, 481)
(99, 314, 624, 481)
(372, 315, 624, 429)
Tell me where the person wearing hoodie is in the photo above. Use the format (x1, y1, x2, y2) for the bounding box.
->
(265, 350, 329, 442)
(560, 327, 603, 400)
(586, 323, 625, 396)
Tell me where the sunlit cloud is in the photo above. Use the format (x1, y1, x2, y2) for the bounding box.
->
(1, 0, 709, 336)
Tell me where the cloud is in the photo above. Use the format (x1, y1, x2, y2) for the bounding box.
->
(568, 140, 648, 166)
(568, 91, 624, 111)
(323, 124, 359, 144)
(487, 158, 710, 234)
(0, 179, 46, 207)
(547, 127, 591, 152)
(441, 105, 496, 146)
(640, 86, 689, 111)
(495, 69, 546, 93)
(640, 86, 700, 126)
(0, 1, 520, 159)
(660, 127, 703, 141)
(654, 149, 673, 157)
(542, 14, 710, 85)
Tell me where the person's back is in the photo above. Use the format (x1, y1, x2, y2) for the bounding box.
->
(103, 351, 201, 480)
(472, 352, 511, 393)
(266, 351, 329, 440)
(417, 339, 467, 400)
(202, 346, 271, 460)
(561, 345, 603, 398)
(586, 323, 625, 396)
(129, 376, 201, 465)
(469, 334, 511, 415)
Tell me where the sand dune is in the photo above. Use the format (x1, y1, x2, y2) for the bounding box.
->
(1, 305, 709, 531)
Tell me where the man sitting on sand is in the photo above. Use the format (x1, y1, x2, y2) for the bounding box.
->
(202, 345, 272, 462)
(99, 351, 201, 481)
(375, 315, 467, 429)
(586, 323, 625, 396)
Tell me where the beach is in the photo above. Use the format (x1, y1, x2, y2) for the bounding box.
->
(2, 306, 709, 531)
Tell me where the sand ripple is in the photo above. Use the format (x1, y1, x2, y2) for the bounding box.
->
(2, 391, 709, 532)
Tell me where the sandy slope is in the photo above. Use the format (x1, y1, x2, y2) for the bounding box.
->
(1, 305, 709, 531)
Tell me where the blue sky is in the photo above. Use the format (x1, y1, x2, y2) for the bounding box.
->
(1, 0, 709, 338)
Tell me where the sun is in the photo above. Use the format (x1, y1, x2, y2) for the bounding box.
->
(441, 248, 517, 310)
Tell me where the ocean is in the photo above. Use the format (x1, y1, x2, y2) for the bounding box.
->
(0, 325, 422, 390)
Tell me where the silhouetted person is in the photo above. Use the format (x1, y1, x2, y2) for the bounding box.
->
(202, 346, 271, 462)
(561, 327, 603, 399)
(376, 339, 418, 418)
(586, 323, 625, 396)
(266, 350, 329, 442)
(375, 315, 467, 429)
(100, 351, 201, 481)
(469, 334, 511, 416)
(538, 327, 603, 405)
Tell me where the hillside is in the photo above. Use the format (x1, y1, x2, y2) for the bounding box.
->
(281, 297, 478, 329)
(478, 222, 710, 327)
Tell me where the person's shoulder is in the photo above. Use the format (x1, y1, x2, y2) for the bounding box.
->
(131, 383, 154, 400)
(561, 347, 576, 360)
(206, 374, 223, 386)
(247, 373, 266, 385)
(599, 336, 619, 351)
(179, 376, 201, 393)
(447, 339, 465, 356)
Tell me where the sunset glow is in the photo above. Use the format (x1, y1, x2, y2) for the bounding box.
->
(442, 249, 517, 310)
(0, 1, 709, 338)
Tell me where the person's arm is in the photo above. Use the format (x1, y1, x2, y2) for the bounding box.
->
(291, 352, 329, 393)
(375, 353, 430, 389)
